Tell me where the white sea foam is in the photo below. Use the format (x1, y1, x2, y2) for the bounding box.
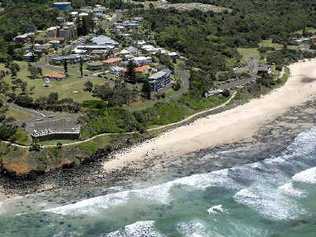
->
(45, 191, 131, 215)
(104, 221, 164, 237)
(45, 169, 241, 216)
(177, 220, 224, 237)
(46, 127, 316, 218)
(292, 167, 316, 184)
(207, 204, 226, 215)
(278, 183, 306, 198)
(233, 187, 304, 220)
(284, 127, 316, 156)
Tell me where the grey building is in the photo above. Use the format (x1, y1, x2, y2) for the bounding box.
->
(148, 69, 172, 92)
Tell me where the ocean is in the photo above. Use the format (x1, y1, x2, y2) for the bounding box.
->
(1, 127, 316, 236)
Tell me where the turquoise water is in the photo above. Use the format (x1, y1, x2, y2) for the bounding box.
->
(1, 128, 316, 236)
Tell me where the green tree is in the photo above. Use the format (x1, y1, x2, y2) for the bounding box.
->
(28, 63, 42, 79)
(80, 57, 84, 78)
(84, 80, 93, 92)
(126, 60, 137, 82)
(63, 59, 68, 77)
(142, 79, 151, 99)
(47, 92, 59, 104)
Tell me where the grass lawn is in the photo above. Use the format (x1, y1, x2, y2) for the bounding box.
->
(12, 128, 32, 145)
(5, 61, 106, 103)
(237, 48, 261, 63)
(259, 39, 283, 50)
(6, 107, 34, 121)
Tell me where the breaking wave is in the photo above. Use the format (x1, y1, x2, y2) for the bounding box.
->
(45, 126, 316, 231)
(102, 221, 164, 237)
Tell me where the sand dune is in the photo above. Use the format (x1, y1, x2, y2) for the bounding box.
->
(103, 59, 316, 171)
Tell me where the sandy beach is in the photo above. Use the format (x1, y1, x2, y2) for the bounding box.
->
(103, 59, 316, 171)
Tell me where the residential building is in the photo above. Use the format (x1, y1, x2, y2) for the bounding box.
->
(87, 61, 103, 71)
(103, 57, 122, 65)
(90, 49, 109, 59)
(110, 66, 126, 76)
(119, 46, 138, 56)
(76, 44, 115, 52)
(23, 52, 36, 62)
(135, 65, 151, 74)
(132, 56, 152, 66)
(53, 2, 72, 11)
(50, 54, 83, 64)
(14, 33, 34, 44)
(91, 35, 119, 46)
(142, 44, 160, 54)
(148, 69, 172, 92)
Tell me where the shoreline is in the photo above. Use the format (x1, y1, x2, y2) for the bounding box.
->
(103, 59, 316, 172)
(1, 59, 316, 196)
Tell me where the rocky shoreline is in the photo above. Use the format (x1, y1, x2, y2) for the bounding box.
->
(1, 96, 316, 202)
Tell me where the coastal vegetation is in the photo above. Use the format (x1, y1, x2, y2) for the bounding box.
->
(0, 0, 315, 176)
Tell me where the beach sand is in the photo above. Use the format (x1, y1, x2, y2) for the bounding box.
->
(103, 59, 316, 171)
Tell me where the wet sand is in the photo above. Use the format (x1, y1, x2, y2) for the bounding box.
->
(103, 59, 316, 171)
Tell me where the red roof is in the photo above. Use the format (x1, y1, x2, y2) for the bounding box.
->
(44, 71, 65, 79)
(103, 57, 122, 64)
(134, 65, 150, 73)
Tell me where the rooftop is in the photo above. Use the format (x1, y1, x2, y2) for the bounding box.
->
(103, 57, 122, 64)
(44, 71, 66, 79)
(91, 35, 119, 45)
(135, 65, 150, 73)
(149, 69, 172, 80)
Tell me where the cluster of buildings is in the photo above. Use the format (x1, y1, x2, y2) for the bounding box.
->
(14, 1, 180, 94)
(46, 12, 179, 92)
(14, 2, 109, 62)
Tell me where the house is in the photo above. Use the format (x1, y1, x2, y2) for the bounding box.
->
(79, 12, 89, 18)
(148, 69, 172, 92)
(53, 2, 72, 11)
(50, 54, 83, 65)
(136, 40, 147, 46)
(121, 20, 140, 29)
(110, 66, 126, 76)
(48, 39, 64, 48)
(90, 49, 109, 59)
(76, 44, 115, 52)
(44, 71, 66, 81)
(103, 57, 122, 65)
(87, 61, 103, 71)
(142, 44, 160, 54)
(14, 33, 34, 44)
(132, 56, 152, 66)
(168, 52, 179, 59)
(72, 48, 87, 54)
(70, 11, 79, 18)
(23, 52, 36, 62)
(91, 35, 119, 46)
(34, 43, 51, 54)
(119, 46, 138, 55)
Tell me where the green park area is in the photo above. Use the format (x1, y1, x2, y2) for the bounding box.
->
(2, 61, 106, 103)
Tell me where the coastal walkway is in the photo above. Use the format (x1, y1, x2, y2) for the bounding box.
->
(0, 92, 237, 149)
